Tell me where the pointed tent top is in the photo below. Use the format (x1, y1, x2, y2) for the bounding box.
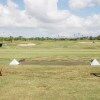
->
(10, 59, 20, 65)
(91, 59, 100, 66)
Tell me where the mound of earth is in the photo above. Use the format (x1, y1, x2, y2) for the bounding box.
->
(18, 43, 36, 47)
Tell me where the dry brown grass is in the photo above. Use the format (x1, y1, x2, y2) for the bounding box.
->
(0, 65, 100, 100)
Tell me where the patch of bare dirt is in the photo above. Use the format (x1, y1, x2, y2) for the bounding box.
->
(79, 42, 98, 44)
(18, 43, 36, 47)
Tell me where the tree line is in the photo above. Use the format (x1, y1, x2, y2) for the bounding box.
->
(0, 35, 100, 42)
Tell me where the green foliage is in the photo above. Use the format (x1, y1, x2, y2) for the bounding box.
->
(96, 35, 100, 40)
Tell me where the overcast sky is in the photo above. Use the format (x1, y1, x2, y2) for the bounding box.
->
(0, 0, 100, 37)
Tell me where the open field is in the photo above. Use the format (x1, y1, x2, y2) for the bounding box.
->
(0, 40, 100, 100)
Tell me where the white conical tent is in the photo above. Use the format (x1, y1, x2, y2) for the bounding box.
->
(91, 59, 100, 66)
(10, 59, 20, 65)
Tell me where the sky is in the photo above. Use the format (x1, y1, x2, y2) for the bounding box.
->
(0, 0, 100, 37)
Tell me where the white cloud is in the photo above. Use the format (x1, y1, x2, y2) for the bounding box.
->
(0, 0, 100, 37)
(0, 0, 37, 27)
(24, 0, 70, 23)
(68, 0, 99, 9)
(96, 0, 100, 4)
(83, 14, 100, 30)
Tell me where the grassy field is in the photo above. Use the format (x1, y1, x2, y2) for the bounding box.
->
(0, 40, 100, 100)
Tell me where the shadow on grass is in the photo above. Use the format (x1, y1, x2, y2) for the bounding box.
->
(90, 73, 100, 77)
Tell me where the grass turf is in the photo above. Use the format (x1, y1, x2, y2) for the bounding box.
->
(0, 40, 100, 100)
(0, 65, 100, 100)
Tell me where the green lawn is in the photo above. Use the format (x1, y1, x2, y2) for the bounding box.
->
(0, 40, 100, 100)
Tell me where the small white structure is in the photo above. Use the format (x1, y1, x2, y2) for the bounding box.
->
(91, 59, 100, 66)
(10, 59, 20, 65)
